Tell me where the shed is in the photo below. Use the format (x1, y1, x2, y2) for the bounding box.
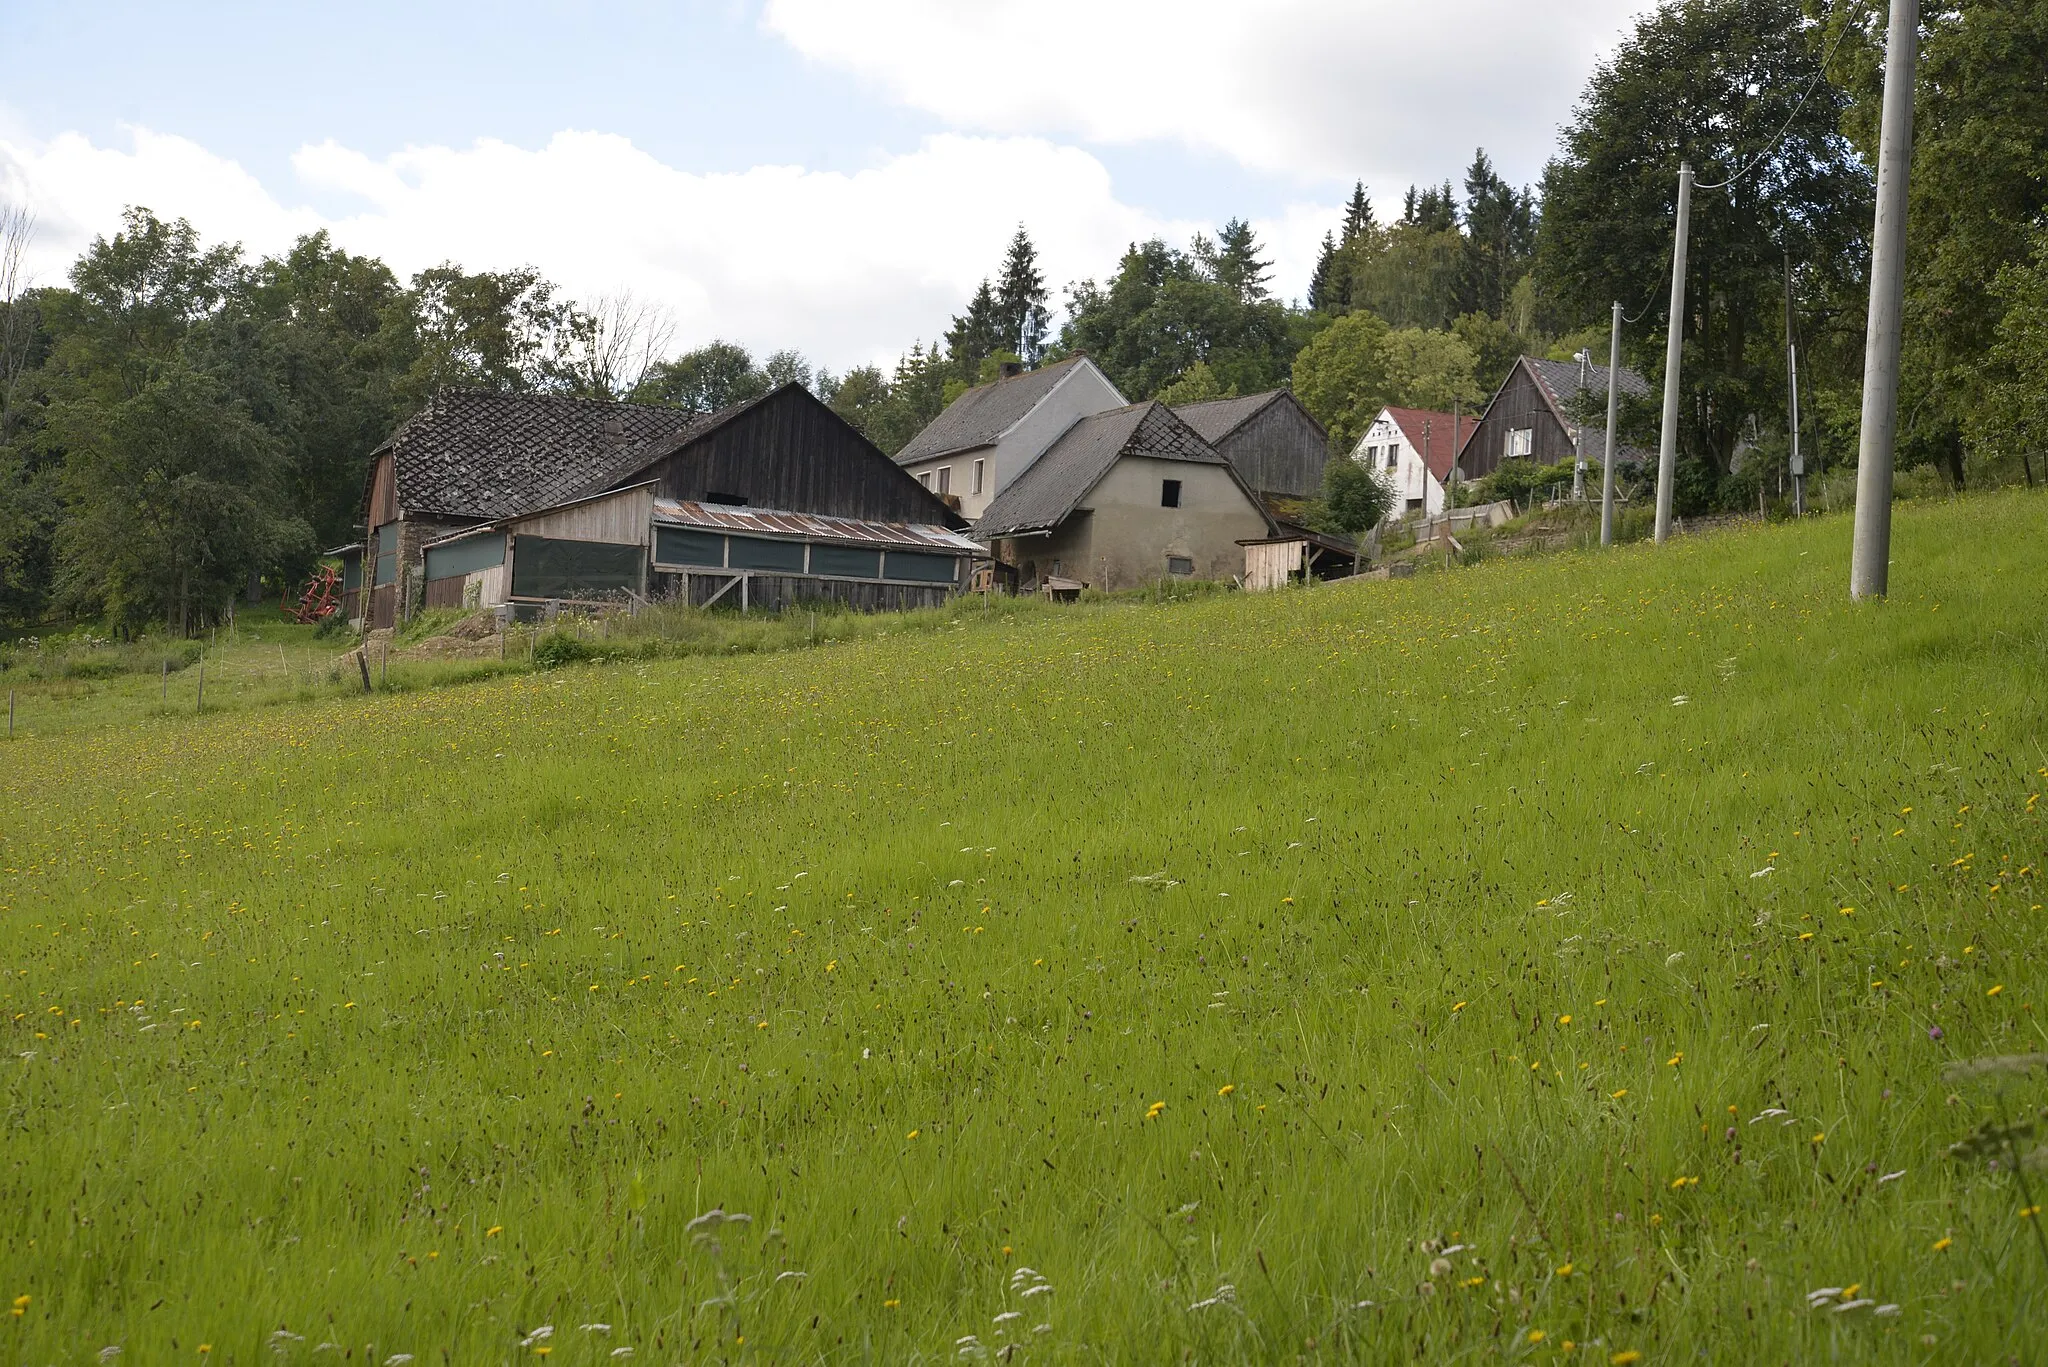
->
(1171, 390, 1331, 499)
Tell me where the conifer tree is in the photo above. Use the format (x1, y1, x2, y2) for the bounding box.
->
(1214, 219, 1272, 303)
(1341, 183, 1375, 245)
(994, 227, 1051, 366)
(1307, 231, 1340, 313)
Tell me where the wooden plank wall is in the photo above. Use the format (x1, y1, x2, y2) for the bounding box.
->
(1464, 364, 1573, 480)
(1221, 398, 1330, 499)
(636, 388, 953, 525)
(1244, 541, 1306, 592)
(509, 487, 654, 544)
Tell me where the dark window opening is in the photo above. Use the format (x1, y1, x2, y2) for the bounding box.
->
(1167, 556, 1195, 577)
(1161, 479, 1182, 508)
(705, 490, 748, 506)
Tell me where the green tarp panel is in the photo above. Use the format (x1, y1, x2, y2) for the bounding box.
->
(341, 554, 362, 592)
(726, 535, 807, 573)
(654, 527, 726, 567)
(510, 535, 644, 599)
(808, 544, 881, 579)
(372, 523, 397, 586)
(884, 550, 959, 583)
(425, 532, 506, 581)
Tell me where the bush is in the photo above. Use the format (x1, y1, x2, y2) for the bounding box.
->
(531, 630, 598, 669)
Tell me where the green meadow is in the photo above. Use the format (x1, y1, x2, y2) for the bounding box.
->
(3, 491, 2046, 1364)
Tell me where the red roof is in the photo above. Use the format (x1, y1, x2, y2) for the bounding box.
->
(1382, 406, 1480, 483)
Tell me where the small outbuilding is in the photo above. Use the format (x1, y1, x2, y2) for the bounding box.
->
(1171, 389, 1331, 500)
(1461, 355, 1652, 484)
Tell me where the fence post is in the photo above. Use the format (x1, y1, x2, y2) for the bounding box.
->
(161, 658, 169, 700)
(357, 649, 373, 694)
(8, 689, 13, 739)
(195, 654, 204, 712)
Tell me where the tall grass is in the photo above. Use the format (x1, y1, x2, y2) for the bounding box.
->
(1, 490, 2044, 1362)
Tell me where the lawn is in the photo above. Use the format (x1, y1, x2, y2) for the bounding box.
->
(3, 490, 2045, 1364)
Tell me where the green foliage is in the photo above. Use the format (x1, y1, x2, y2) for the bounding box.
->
(1154, 360, 1235, 406)
(531, 627, 598, 668)
(1059, 229, 1304, 400)
(1316, 452, 1394, 537)
(1536, 0, 1866, 475)
(633, 340, 770, 413)
(1973, 224, 2048, 470)
(1290, 311, 1483, 447)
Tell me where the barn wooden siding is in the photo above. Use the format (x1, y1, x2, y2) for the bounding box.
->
(1220, 398, 1330, 499)
(629, 388, 949, 526)
(661, 570, 955, 614)
(1463, 365, 1577, 481)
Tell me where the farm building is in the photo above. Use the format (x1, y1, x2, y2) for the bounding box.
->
(894, 356, 1126, 521)
(1170, 390, 1331, 500)
(1354, 406, 1482, 518)
(1461, 355, 1652, 484)
(973, 401, 1276, 592)
(341, 383, 964, 624)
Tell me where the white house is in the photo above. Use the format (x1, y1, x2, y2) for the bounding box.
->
(1352, 406, 1480, 518)
(894, 356, 1126, 520)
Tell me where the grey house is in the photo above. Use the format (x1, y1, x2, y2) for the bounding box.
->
(973, 402, 1276, 591)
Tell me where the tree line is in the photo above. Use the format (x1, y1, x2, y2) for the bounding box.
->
(2, 0, 2043, 633)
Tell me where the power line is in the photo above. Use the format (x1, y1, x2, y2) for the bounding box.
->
(1695, 13, 1857, 191)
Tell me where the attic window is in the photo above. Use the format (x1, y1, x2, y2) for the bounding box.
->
(1160, 479, 1182, 508)
(705, 491, 748, 506)
(1384, 446, 1398, 469)
(1507, 428, 1534, 459)
(1167, 556, 1195, 577)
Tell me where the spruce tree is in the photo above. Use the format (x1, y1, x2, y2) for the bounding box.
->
(1214, 219, 1272, 302)
(994, 227, 1051, 366)
(1341, 183, 1375, 245)
(1307, 231, 1340, 313)
(945, 280, 1006, 381)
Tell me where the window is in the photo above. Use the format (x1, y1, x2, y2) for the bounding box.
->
(883, 550, 959, 583)
(1167, 555, 1195, 577)
(937, 466, 952, 495)
(810, 544, 881, 578)
(918, 472, 934, 490)
(971, 458, 985, 495)
(726, 536, 806, 572)
(1363, 445, 1378, 465)
(1160, 478, 1182, 508)
(705, 490, 748, 506)
(1507, 427, 1534, 458)
(1385, 445, 1399, 469)
(654, 527, 725, 567)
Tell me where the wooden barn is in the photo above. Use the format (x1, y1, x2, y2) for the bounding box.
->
(340, 383, 964, 625)
(414, 385, 976, 617)
(1171, 390, 1331, 500)
(1460, 355, 1653, 484)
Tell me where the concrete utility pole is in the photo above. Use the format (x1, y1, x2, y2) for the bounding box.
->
(1851, 1, 1918, 601)
(1654, 162, 1694, 544)
(1573, 348, 1592, 501)
(1601, 301, 1623, 546)
(1784, 254, 1806, 517)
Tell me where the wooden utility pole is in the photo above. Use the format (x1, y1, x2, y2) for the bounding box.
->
(1654, 162, 1694, 544)
(1851, 1, 1918, 601)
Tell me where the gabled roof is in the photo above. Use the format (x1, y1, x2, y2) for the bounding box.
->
(376, 388, 702, 521)
(974, 401, 1258, 540)
(567, 384, 782, 502)
(1381, 406, 1482, 483)
(1170, 390, 1291, 445)
(894, 356, 1099, 465)
(1513, 355, 1654, 465)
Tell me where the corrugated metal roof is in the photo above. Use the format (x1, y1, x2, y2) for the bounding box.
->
(653, 499, 982, 554)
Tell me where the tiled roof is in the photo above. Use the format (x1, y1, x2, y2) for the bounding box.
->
(894, 356, 1095, 465)
(973, 402, 1235, 540)
(1522, 356, 1654, 465)
(1170, 390, 1287, 445)
(1382, 406, 1482, 483)
(380, 388, 702, 520)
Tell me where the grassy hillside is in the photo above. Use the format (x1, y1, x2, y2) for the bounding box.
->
(3, 492, 2045, 1364)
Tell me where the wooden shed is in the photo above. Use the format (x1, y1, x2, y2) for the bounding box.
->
(1461, 356, 1653, 483)
(1172, 390, 1331, 499)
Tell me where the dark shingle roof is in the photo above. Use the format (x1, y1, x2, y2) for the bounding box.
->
(380, 388, 703, 520)
(1170, 390, 1287, 445)
(974, 402, 1233, 539)
(894, 356, 1095, 465)
(1523, 356, 1655, 464)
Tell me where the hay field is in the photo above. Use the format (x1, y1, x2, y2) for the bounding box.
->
(3, 492, 2045, 1363)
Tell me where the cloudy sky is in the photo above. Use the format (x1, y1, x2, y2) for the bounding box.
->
(0, 0, 1649, 372)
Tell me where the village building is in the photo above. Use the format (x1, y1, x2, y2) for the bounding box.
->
(972, 401, 1275, 591)
(342, 383, 968, 623)
(893, 356, 1126, 520)
(1170, 390, 1331, 501)
(1460, 355, 1653, 484)
(1354, 406, 1482, 518)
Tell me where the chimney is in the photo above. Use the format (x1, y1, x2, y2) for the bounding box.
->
(998, 361, 1025, 381)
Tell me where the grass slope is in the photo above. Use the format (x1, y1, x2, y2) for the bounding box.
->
(3, 492, 2045, 1364)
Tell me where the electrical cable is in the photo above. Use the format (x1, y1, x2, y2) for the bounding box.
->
(1694, 14, 1857, 191)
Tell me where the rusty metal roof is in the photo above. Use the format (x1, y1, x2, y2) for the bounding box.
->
(653, 499, 983, 554)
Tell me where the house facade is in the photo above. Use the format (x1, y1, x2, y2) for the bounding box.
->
(893, 356, 1126, 520)
(1170, 390, 1330, 500)
(973, 402, 1275, 591)
(1355, 406, 1480, 518)
(1461, 355, 1653, 484)
(345, 384, 965, 624)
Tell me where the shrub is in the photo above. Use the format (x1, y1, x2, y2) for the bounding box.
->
(532, 630, 598, 669)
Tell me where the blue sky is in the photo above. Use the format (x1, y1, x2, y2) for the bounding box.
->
(0, 0, 1648, 370)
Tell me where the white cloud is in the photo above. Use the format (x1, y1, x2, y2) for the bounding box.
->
(1, 123, 1341, 371)
(763, 0, 1645, 191)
